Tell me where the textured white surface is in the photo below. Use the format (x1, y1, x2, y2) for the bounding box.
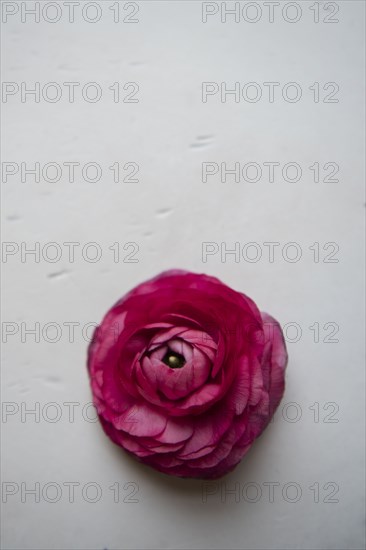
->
(1, 1, 365, 549)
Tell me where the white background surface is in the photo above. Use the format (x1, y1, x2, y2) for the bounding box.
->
(1, 1, 365, 549)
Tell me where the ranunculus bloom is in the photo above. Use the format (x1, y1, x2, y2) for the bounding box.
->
(87, 270, 288, 479)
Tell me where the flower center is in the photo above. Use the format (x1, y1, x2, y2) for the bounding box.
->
(162, 350, 186, 369)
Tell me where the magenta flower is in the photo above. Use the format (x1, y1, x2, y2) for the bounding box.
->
(87, 270, 288, 479)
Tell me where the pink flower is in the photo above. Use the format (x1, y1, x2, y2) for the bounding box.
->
(87, 270, 288, 479)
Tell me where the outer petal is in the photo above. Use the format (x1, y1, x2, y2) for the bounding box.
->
(261, 312, 288, 413)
